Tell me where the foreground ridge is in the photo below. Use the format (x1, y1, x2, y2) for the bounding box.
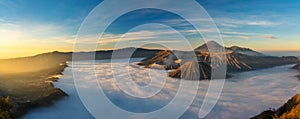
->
(252, 94, 300, 119)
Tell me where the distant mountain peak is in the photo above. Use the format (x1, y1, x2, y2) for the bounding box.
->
(194, 41, 224, 52)
(228, 46, 250, 51)
(193, 41, 265, 56)
(206, 40, 222, 45)
(226, 46, 265, 56)
(203, 41, 223, 48)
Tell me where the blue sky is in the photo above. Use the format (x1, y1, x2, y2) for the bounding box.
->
(0, 0, 299, 58)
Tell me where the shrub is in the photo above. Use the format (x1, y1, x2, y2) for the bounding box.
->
(0, 96, 13, 119)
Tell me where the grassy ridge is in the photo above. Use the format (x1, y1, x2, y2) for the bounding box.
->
(251, 94, 300, 119)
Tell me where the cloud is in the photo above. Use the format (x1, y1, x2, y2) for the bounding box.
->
(0, 20, 75, 51)
(246, 21, 276, 26)
(215, 18, 279, 27)
(96, 25, 196, 51)
(185, 29, 216, 33)
(238, 36, 250, 39)
(99, 30, 185, 44)
(219, 23, 238, 28)
(222, 31, 257, 36)
(259, 35, 277, 39)
(77, 22, 204, 48)
(98, 20, 210, 45)
(164, 17, 279, 29)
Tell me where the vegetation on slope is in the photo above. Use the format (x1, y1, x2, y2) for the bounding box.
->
(0, 96, 13, 119)
(0, 51, 69, 118)
(251, 94, 300, 119)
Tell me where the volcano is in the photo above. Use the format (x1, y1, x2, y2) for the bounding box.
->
(138, 41, 298, 80)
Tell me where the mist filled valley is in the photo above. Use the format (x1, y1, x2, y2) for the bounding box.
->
(0, 42, 299, 119)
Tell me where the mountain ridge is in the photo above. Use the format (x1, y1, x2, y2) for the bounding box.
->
(194, 41, 264, 56)
(138, 41, 298, 80)
(0, 42, 297, 75)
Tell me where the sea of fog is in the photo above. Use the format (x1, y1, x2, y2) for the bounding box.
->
(23, 59, 300, 119)
(263, 51, 300, 57)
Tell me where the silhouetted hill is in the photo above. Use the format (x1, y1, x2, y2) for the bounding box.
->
(0, 48, 162, 74)
(0, 51, 72, 74)
(95, 47, 162, 60)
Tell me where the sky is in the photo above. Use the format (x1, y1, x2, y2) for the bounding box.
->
(0, 0, 299, 59)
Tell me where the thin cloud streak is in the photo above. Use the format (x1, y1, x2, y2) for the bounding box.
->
(238, 36, 250, 39)
(216, 18, 280, 27)
(258, 35, 278, 39)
